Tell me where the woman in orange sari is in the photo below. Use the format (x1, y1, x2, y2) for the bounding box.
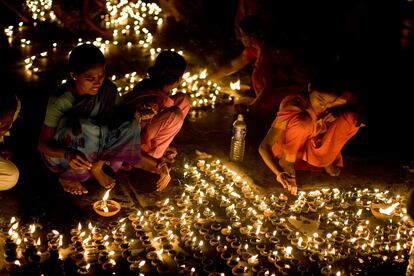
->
(259, 69, 363, 195)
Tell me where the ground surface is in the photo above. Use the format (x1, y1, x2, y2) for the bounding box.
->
(0, 1, 413, 275)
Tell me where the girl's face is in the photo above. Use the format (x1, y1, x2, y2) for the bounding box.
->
(72, 64, 105, 96)
(309, 89, 340, 115)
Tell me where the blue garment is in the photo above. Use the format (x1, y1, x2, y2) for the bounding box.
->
(42, 79, 141, 181)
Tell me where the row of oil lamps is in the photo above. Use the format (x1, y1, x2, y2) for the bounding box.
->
(1, 158, 412, 275)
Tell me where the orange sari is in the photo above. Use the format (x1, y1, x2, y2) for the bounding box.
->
(271, 93, 361, 169)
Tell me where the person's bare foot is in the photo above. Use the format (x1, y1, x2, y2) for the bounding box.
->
(324, 164, 341, 176)
(91, 161, 116, 189)
(59, 177, 88, 195)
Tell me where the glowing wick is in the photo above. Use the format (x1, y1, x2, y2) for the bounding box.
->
(230, 79, 240, 90)
(379, 202, 399, 215)
(102, 190, 111, 212)
(199, 69, 207, 79)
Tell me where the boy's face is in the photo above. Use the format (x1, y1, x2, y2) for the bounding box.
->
(0, 108, 15, 137)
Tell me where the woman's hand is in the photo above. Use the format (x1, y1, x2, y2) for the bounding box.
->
(276, 172, 297, 195)
(156, 162, 171, 191)
(65, 149, 92, 170)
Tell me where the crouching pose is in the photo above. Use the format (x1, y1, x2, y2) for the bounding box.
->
(38, 44, 141, 195)
(0, 91, 21, 191)
(123, 50, 190, 191)
(259, 69, 363, 195)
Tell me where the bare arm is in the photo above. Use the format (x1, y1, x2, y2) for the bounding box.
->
(0, 0, 30, 22)
(207, 54, 251, 82)
(259, 127, 297, 195)
(259, 127, 285, 178)
(38, 125, 65, 158)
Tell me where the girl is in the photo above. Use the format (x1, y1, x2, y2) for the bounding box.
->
(259, 69, 363, 195)
(123, 51, 190, 191)
(38, 44, 141, 195)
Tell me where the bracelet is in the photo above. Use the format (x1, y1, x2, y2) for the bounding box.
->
(276, 172, 291, 182)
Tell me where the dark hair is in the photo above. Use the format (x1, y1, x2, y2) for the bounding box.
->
(147, 51, 186, 86)
(239, 15, 268, 42)
(68, 43, 105, 75)
(0, 91, 17, 117)
(309, 66, 348, 97)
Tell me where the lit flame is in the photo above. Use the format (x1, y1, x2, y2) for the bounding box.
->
(12, 222, 19, 230)
(230, 79, 240, 90)
(249, 254, 258, 263)
(139, 260, 145, 267)
(298, 237, 303, 247)
(379, 202, 399, 215)
(286, 246, 293, 256)
(103, 189, 111, 201)
(86, 264, 90, 270)
(199, 69, 207, 79)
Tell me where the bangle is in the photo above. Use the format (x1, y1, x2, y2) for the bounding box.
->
(276, 172, 289, 182)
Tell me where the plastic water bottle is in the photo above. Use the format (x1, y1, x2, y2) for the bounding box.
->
(230, 114, 247, 161)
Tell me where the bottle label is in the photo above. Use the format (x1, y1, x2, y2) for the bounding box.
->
(233, 127, 246, 138)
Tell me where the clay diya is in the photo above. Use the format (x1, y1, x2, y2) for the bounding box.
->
(93, 190, 121, 217)
(370, 202, 399, 220)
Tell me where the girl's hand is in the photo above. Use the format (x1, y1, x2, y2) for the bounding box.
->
(156, 163, 171, 191)
(276, 172, 297, 195)
(65, 149, 92, 170)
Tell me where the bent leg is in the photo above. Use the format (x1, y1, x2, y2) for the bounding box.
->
(0, 157, 19, 191)
(305, 111, 361, 168)
(141, 106, 186, 159)
(101, 120, 141, 172)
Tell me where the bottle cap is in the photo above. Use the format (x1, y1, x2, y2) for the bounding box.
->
(237, 114, 244, 121)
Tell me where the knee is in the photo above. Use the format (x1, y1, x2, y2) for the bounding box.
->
(0, 162, 19, 191)
(336, 111, 360, 130)
(339, 111, 358, 123)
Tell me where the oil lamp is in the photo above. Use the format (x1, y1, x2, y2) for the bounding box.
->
(93, 190, 121, 217)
